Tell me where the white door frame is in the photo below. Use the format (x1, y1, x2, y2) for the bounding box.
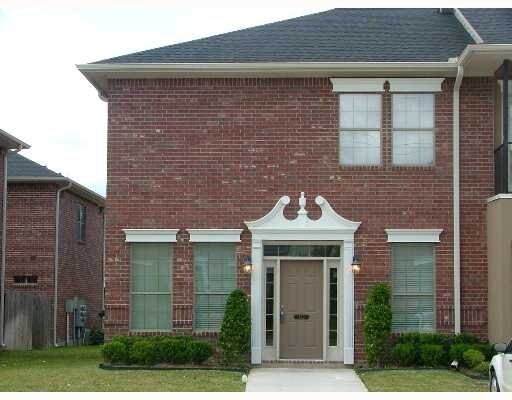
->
(245, 193, 360, 365)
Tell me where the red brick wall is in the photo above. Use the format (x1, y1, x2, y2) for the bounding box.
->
(57, 191, 104, 342)
(5, 183, 104, 344)
(104, 77, 494, 362)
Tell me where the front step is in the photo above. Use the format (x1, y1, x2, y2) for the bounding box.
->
(259, 361, 349, 369)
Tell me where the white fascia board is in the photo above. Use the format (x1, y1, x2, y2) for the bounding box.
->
(330, 78, 386, 92)
(187, 229, 243, 243)
(388, 78, 445, 92)
(385, 229, 443, 243)
(123, 229, 179, 243)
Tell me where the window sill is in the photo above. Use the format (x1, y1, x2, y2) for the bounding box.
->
(13, 283, 38, 288)
(77, 240, 86, 245)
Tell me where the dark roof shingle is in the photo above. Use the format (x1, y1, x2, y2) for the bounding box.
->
(460, 8, 512, 44)
(94, 8, 474, 64)
(7, 152, 63, 178)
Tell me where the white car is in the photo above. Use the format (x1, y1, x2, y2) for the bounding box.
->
(490, 340, 512, 392)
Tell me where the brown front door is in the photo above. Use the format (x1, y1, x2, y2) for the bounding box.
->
(280, 260, 323, 359)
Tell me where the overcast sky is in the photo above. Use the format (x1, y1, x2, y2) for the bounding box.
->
(0, 0, 504, 196)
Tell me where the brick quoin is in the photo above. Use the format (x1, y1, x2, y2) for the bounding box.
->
(5, 183, 104, 343)
(104, 77, 494, 363)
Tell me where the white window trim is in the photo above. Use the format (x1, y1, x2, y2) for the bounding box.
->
(187, 228, 243, 243)
(330, 78, 386, 93)
(385, 229, 443, 243)
(123, 229, 179, 243)
(388, 78, 444, 92)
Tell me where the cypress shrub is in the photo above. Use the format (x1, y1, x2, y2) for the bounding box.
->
(363, 283, 392, 367)
(219, 289, 251, 364)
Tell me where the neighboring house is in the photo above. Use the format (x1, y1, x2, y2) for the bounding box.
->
(0, 129, 30, 348)
(4, 152, 105, 345)
(78, 8, 512, 364)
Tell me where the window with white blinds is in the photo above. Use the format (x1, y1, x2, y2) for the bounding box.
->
(131, 243, 172, 331)
(391, 243, 434, 333)
(194, 243, 237, 331)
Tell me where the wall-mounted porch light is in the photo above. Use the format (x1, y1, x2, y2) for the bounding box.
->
(351, 256, 362, 274)
(242, 256, 252, 273)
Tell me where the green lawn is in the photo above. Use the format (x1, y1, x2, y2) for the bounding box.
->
(358, 369, 488, 392)
(0, 346, 245, 392)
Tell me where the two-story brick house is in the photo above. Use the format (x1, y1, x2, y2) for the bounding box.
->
(4, 153, 105, 346)
(79, 8, 512, 364)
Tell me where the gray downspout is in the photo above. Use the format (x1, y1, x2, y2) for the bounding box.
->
(0, 147, 22, 347)
(53, 182, 72, 346)
(453, 65, 464, 334)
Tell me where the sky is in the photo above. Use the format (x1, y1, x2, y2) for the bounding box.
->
(0, 0, 506, 196)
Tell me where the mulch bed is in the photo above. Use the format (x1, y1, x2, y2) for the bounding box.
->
(99, 363, 250, 374)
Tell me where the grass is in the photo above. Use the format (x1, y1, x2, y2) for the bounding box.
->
(0, 346, 245, 392)
(358, 369, 488, 392)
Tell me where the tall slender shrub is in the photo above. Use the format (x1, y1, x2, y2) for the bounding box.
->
(363, 283, 392, 367)
(219, 289, 251, 364)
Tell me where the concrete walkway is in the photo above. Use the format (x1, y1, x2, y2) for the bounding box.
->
(245, 368, 368, 392)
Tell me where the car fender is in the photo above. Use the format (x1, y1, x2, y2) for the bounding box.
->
(491, 354, 506, 388)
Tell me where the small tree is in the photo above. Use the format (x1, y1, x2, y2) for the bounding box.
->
(219, 289, 251, 364)
(363, 283, 392, 367)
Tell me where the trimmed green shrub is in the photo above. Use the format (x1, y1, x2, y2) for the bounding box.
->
(463, 349, 485, 369)
(472, 343, 496, 361)
(363, 283, 392, 367)
(101, 341, 129, 364)
(419, 344, 444, 367)
(473, 361, 490, 376)
(219, 289, 251, 364)
(453, 332, 480, 345)
(449, 343, 471, 363)
(190, 341, 214, 364)
(88, 328, 104, 345)
(129, 340, 158, 365)
(392, 343, 416, 366)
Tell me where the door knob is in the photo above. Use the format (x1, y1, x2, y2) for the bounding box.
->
(280, 305, 285, 323)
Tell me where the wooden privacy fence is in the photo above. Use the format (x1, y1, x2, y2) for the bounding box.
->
(3, 291, 52, 350)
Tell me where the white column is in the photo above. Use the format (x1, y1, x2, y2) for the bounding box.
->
(343, 239, 355, 364)
(250, 238, 263, 364)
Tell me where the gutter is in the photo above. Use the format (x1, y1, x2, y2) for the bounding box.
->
(453, 64, 464, 334)
(0, 147, 24, 347)
(53, 182, 72, 346)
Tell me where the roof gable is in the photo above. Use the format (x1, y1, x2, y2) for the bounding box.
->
(94, 8, 473, 64)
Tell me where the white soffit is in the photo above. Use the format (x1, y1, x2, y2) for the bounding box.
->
(388, 78, 445, 92)
(123, 229, 179, 243)
(188, 229, 243, 243)
(330, 78, 386, 92)
(385, 229, 443, 243)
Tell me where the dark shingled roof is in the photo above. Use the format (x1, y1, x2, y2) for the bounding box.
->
(7, 152, 63, 178)
(94, 8, 474, 64)
(460, 8, 512, 44)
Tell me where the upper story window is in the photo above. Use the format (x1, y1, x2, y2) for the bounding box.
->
(339, 94, 381, 166)
(392, 94, 435, 166)
(77, 204, 86, 242)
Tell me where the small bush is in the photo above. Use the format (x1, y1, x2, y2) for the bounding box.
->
(129, 340, 157, 365)
(472, 343, 496, 361)
(190, 341, 214, 364)
(453, 332, 480, 345)
(392, 343, 416, 366)
(88, 328, 105, 345)
(419, 344, 444, 367)
(101, 341, 129, 364)
(473, 361, 490, 376)
(363, 283, 392, 367)
(463, 349, 485, 369)
(449, 343, 471, 363)
(219, 289, 251, 364)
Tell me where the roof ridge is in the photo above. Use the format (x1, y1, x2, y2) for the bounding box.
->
(454, 8, 484, 44)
